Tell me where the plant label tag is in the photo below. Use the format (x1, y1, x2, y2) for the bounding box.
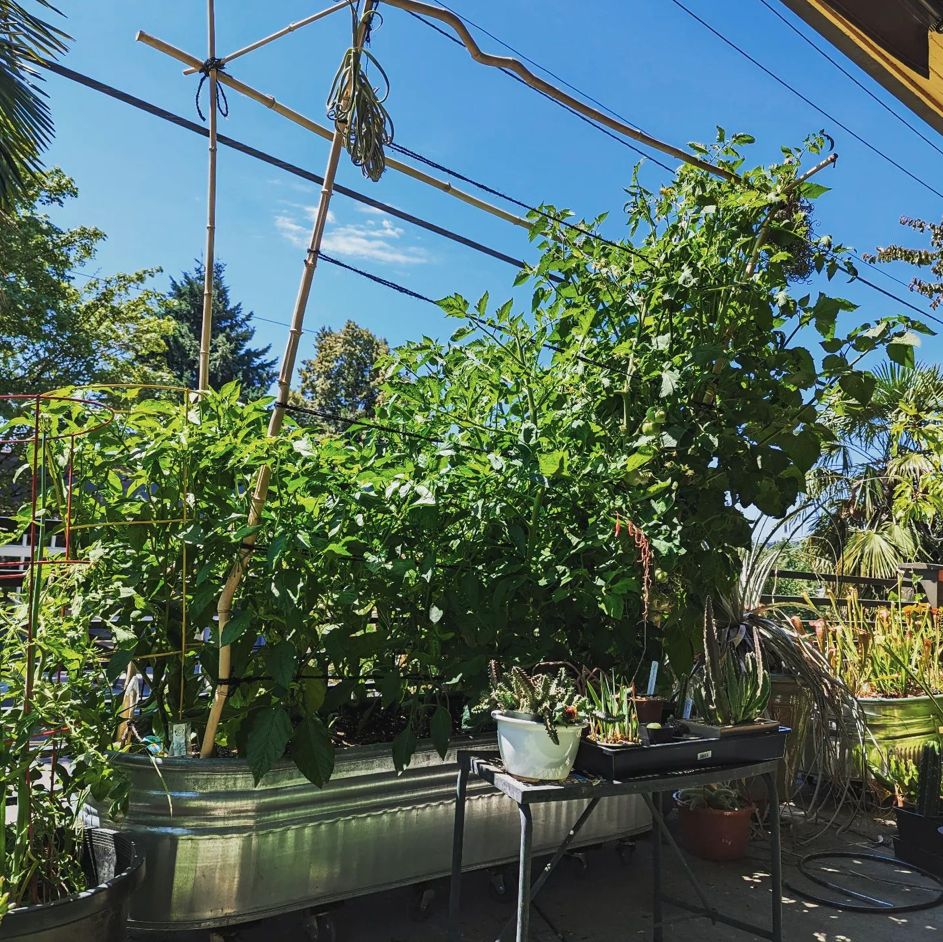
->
(697, 750, 712, 761)
(682, 697, 693, 719)
(646, 661, 659, 696)
(170, 722, 191, 757)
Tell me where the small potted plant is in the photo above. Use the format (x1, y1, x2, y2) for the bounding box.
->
(891, 741, 943, 876)
(484, 663, 589, 781)
(684, 601, 787, 763)
(0, 560, 145, 940)
(575, 673, 716, 778)
(674, 784, 756, 861)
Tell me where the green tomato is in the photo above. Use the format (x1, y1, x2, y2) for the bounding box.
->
(641, 421, 657, 435)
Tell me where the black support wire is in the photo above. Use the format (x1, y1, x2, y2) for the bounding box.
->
(400, 5, 942, 320)
(756, 0, 943, 160)
(41, 59, 943, 331)
(39, 61, 530, 274)
(667, 0, 943, 201)
(401, 8, 675, 174)
(316, 252, 626, 372)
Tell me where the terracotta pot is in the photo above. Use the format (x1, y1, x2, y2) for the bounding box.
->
(674, 794, 756, 861)
(635, 698, 669, 724)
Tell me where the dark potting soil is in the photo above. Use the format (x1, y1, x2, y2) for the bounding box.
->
(333, 694, 475, 747)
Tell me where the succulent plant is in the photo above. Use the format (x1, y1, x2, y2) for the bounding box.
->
(692, 598, 771, 726)
(677, 784, 742, 811)
(485, 662, 589, 744)
(917, 741, 942, 818)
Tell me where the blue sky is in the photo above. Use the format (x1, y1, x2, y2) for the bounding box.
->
(39, 0, 943, 383)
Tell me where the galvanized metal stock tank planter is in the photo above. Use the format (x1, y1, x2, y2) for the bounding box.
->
(850, 695, 943, 774)
(770, 678, 942, 779)
(86, 736, 648, 932)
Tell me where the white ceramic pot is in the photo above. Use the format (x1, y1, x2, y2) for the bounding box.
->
(493, 711, 586, 781)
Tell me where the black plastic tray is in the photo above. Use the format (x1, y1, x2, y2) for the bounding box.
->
(574, 726, 789, 779)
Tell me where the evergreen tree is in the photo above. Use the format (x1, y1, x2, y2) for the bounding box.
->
(156, 261, 277, 397)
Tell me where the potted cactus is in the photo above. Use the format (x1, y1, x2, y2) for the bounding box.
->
(893, 741, 943, 877)
(674, 784, 756, 861)
(682, 600, 788, 764)
(483, 663, 589, 781)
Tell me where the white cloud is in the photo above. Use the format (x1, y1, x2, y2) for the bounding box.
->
(274, 207, 426, 265)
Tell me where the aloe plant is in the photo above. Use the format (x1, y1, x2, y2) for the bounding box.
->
(692, 598, 771, 726)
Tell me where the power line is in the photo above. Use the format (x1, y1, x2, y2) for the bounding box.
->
(756, 0, 943, 160)
(42, 60, 940, 333)
(40, 61, 531, 273)
(403, 6, 935, 306)
(666, 0, 943, 200)
(402, 9, 675, 174)
(316, 252, 625, 373)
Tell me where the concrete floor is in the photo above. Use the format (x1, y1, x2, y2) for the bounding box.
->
(173, 811, 943, 942)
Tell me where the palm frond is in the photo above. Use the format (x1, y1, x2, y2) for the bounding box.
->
(0, 1, 69, 212)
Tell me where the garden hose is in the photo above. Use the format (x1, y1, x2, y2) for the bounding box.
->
(327, 5, 394, 182)
(785, 851, 943, 913)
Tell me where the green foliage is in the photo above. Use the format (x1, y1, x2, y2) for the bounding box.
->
(3, 131, 930, 788)
(147, 261, 277, 397)
(809, 596, 943, 698)
(917, 741, 942, 818)
(0, 169, 174, 398)
(484, 663, 589, 744)
(809, 363, 943, 577)
(677, 784, 742, 811)
(586, 672, 639, 744)
(291, 319, 389, 428)
(693, 599, 771, 725)
(0, 1, 69, 211)
(0, 538, 127, 907)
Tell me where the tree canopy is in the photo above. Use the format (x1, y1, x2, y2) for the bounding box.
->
(291, 319, 389, 428)
(149, 261, 277, 397)
(0, 168, 173, 395)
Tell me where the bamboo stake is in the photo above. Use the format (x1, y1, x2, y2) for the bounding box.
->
(199, 3, 377, 758)
(198, 0, 219, 392)
(138, 31, 530, 231)
(182, 1, 352, 75)
(377, 0, 734, 181)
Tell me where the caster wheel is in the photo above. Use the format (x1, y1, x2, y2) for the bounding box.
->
(487, 864, 517, 903)
(565, 850, 589, 878)
(301, 913, 336, 942)
(616, 839, 636, 865)
(209, 932, 242, 942)
(408, 884, 436, 922)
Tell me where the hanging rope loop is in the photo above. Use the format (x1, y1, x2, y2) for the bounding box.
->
(327, 4, 394, 182)
(195, 57, 230, 122)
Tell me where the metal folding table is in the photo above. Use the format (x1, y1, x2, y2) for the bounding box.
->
(447, 750, 782, 942)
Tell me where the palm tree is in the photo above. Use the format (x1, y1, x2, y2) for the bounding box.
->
(0, 1, 68, 212)
(808, 363, 943, 577)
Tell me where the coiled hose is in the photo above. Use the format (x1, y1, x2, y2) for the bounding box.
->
(327, 6, 394, 182)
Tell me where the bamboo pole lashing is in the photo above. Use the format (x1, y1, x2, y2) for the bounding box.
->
(199, 2, 378, 757)
(182, 1, 353, 76)
(136, 31, 530, 231)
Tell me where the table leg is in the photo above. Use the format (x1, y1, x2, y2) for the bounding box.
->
(516, 804, 534, 942)
(764, 771, 783, 942)
(651, 791, 663, 942)
(447, 763, 469, 942)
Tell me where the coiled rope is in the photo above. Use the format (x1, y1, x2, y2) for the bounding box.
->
(327, 4, 394, 181)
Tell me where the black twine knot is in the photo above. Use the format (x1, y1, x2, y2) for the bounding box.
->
(196, 57, 229, 122)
